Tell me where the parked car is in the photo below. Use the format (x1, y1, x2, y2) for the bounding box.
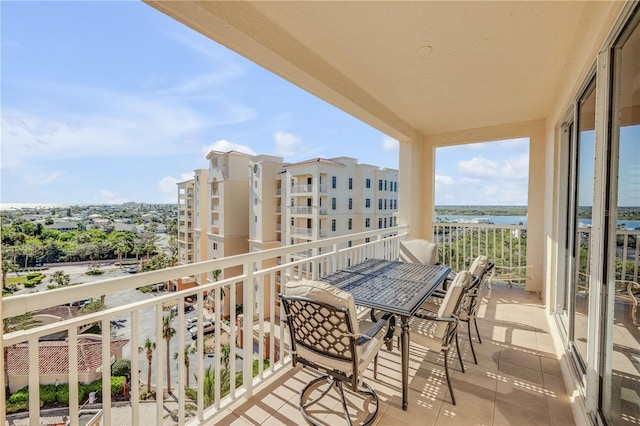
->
(189, 320, 214, 339)
(171, 303, 195, 315)
(127, 266, 138, 274)
(185, 317, 198, 330)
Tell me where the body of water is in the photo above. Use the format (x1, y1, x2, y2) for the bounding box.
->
(435, 215, 640, 230)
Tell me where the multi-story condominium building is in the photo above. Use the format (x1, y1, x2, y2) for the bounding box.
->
(176, 179, 195, 266)
(247, 155, 398, 252)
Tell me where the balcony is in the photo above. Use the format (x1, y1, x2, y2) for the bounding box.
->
(291, 184, 312, 193)
(1, 226, 581, 425)
(290, 207, 313, 215)
(290, 226, 312, 237)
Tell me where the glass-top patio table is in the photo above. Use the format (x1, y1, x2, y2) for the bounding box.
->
(320, 258, 451, 410)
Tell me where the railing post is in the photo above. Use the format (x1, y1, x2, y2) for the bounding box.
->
(243, 261, 255, 398)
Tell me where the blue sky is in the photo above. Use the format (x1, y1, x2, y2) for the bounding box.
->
(1, 1, 534, 206)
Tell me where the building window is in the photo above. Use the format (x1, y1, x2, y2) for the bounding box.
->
(348, 198, 353, 209)
(384, 180, 388, 191)
(365, 218, 370, 228)
(378, 179, 383, 190)
(291, 217, 294, 225)
(348, 178, 353, 189)
(332, 176, 337, 188)
(213, 243, 218, 250)
(365, 237, 370, 243)
(384, 218, 387, 228)
(255, 215, 257, 222)
(348, 241, 352, 248)
(378, 218, 383, 229)
(384, 199, 387, 209)
(366, 178, 371, 188)
(332, 198, 337, 210)
(348, 218, 352, 230)
(365, 198, 371, 208)
(291, 198, 294, 207)
(378, 199, 383, 209)
(307, 177, 312, 184)
(332, 219, 336, 231)
(291, 178, 295, 187)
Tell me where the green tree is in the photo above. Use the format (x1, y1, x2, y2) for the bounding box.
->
(163, 312, 177, 394)
(138, 338, 156, 394)
(174, 343, 196, 388)
(1, 258, 19, 289)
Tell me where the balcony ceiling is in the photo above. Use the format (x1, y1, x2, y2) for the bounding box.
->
(146, 1, 610, 140)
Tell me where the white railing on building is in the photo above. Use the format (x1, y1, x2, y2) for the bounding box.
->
(291, 227, 313, 236)
(291, 184, 312, 193)
(211, 205, 220, 212)
(433, 222, 640, 284)
(319, 185, 327, 193)
(211, 190, 219, 197)
(319, 208, 327, 215)
(290, 207, 313, 215)
(1, 227, 406, 426)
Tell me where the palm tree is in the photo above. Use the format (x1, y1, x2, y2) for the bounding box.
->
(173, 343, 196, 388)
(163, 312, 177, 394)
(49, 270, 70, 287)
(138, 338, 156, 394)
(199, 365, 231, 407)
(1, 258, 19, 290)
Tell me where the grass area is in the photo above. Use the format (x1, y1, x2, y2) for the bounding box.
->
(6, 275, 30, 286)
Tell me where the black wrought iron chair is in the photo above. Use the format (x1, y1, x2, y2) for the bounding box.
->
(412, 270, 474, 405)
(422, 256, 494, 364)
(280, 280, 395, 426)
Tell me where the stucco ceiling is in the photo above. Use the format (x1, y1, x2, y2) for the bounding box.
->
(145, 1, 611, 140)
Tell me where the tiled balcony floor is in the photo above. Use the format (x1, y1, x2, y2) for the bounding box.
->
(214, 284, 576, 426)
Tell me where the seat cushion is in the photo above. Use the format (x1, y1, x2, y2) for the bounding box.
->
(399, 239, 438, 265)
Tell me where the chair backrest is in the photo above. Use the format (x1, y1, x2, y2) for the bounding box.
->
(399, 239, 438, 265)
(469, 255, 489, 277)
(281, 280, 361, 375)
(433, 270, 472, 341)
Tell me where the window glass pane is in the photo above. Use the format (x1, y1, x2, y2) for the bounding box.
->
(604, 13, 640, 424)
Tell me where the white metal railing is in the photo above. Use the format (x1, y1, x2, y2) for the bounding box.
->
(290, 184, 312, 193)
(319, 208, 327, 215)
(290, 207, 313, 215)
(291, 227, 313, 236)
(211, 205, 220, 212)
(433, 222, 640, 284)
(1, 227, 407, 426)
(433, 222, 528, 273)
(319, 185, 327, 193)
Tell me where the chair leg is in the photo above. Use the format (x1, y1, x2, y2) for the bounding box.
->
(455, 333, 465, 373)
(473, 317, 482, 344)
(443, 349, 456, 405)
(374, 354, 378, 379)
(335, 381, 354, 426)
(467, 321, 477, 364)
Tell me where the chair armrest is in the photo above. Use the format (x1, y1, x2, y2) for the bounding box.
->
(413, 311, 455, 322)
(357, 312, 395, 346)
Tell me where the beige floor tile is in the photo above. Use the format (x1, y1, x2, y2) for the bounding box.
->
(498, 359, 544, 385)
(540, 356, 563, 378)
(434, 385, 495, 425)
(495, 378, 551, 415)
(374, 395, 439, 426)
(493, 399, 551, 426)
(500, 347, 542, 369)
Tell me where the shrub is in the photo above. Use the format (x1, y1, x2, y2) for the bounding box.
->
(40, 384, 57, 404)
(8, 386, 29, 404)
(111, 376, 126, 395)
(26, 272, 41, 279)
(111, 359, 131, 377)
(85, 270, 104, 276)
(5, 401, 29, 414)
(56, 383, 69, 403)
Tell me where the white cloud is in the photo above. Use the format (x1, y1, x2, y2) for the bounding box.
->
(274, 132, 302, 157)
(382, 136, 398, 151)
(458, 157, 500, 178)
(201, 140, 256, 156)
(435, 175, 453, 185)
(93, 190, 130, 205)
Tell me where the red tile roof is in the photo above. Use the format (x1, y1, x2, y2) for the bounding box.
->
(6, 338, 128, 376)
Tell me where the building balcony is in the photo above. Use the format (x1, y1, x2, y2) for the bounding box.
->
(1, 225, 586, 425)
(291, 226, 313, 236)
(290, 184, 312, 194)
(290, 207, 313, 215)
